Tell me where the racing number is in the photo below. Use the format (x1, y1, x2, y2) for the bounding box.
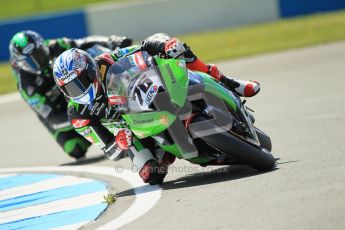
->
(133, 78, 153, 105)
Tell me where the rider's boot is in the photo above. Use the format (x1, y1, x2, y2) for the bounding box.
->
(139, 151, 175, 185)
(129, 147, 174, 185)
(187, 59, 260, 97)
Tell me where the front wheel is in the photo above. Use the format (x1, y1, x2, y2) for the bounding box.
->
(202, 132, 275, 171)
(189, 115, 275, 171)
(202, 131, 275, 171)
(255, 127, 272, 152)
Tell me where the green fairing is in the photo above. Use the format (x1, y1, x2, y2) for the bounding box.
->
(196, 72, 238, 111)
(155, 57, 188, 107)
(122, 111, 176, 139)
(12, 33, 28, 47)
(159, 143, 183, 158)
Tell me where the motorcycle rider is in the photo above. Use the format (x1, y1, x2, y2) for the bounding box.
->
(9, 30, 132, 160)
(52, 33, 260, 183)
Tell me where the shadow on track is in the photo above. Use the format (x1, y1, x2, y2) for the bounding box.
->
(60, 155, 106, 166)
(161, 164, 277, 191)
(275, 159, 300, 165)
(117, 164, 278, 198)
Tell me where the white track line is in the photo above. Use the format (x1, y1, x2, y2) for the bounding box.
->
(0, 191, 107, 224)
(0, 175, 93, 200)
(0, 92, 20, 104)
(0, 166, 162, 230)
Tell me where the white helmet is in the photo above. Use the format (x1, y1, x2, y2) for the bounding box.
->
(53, 48, 102, 104)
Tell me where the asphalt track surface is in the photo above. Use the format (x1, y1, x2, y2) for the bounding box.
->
(0, 41, 345, 230)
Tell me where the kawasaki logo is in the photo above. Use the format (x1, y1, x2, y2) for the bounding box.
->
(165, 64, 176, 84)
(133, 118, 153, 124)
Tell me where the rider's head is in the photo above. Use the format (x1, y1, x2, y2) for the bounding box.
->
(9, 30, 50, 75)
(53, 48, 103, 104)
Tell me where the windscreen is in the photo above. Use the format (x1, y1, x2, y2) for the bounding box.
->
(106, 55, 164, 112)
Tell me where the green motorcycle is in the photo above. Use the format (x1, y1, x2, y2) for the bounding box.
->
(106, 51, 275, 175)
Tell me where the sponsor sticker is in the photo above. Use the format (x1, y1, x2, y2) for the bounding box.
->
(145, 85, 158, 105)
(108, 96, 127, 105)
(80, 128, 91, 136)
(85, 136, 95, 144)
(71, 119, 90, 128)
(133, 118, 154, 124)
(112, 48, 123, 59)
(134, 52, 147, 70)
(58, 71, 77, 86)
(159, 115, 169, 126)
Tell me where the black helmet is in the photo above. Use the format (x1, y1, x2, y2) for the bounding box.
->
(9, 30, 50, 75)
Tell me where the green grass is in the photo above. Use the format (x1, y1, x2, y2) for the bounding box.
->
(2, 10, 345, 95)
(0, 0, 125, 20)
(178, 10, 345, 62)
(0, 63, 15, 94)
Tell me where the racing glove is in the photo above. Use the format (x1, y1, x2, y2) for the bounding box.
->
(141, 33, 170, 56)
(105, 129, 133, 161)
(116, 129, 133, 150)
(163, 38, 189, 59)
(141, 33, 197, 63)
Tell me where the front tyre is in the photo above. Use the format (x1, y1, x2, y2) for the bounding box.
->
(203, 131, 275, 171)
(255, 127, 272, 152)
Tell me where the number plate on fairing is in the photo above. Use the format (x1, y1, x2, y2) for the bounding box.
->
(128, 68, 164, 112)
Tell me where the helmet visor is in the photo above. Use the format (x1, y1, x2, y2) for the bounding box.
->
(11, 44, 49, 75)
(16, 55, 41, 74)
(60, 62, 99, 99)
